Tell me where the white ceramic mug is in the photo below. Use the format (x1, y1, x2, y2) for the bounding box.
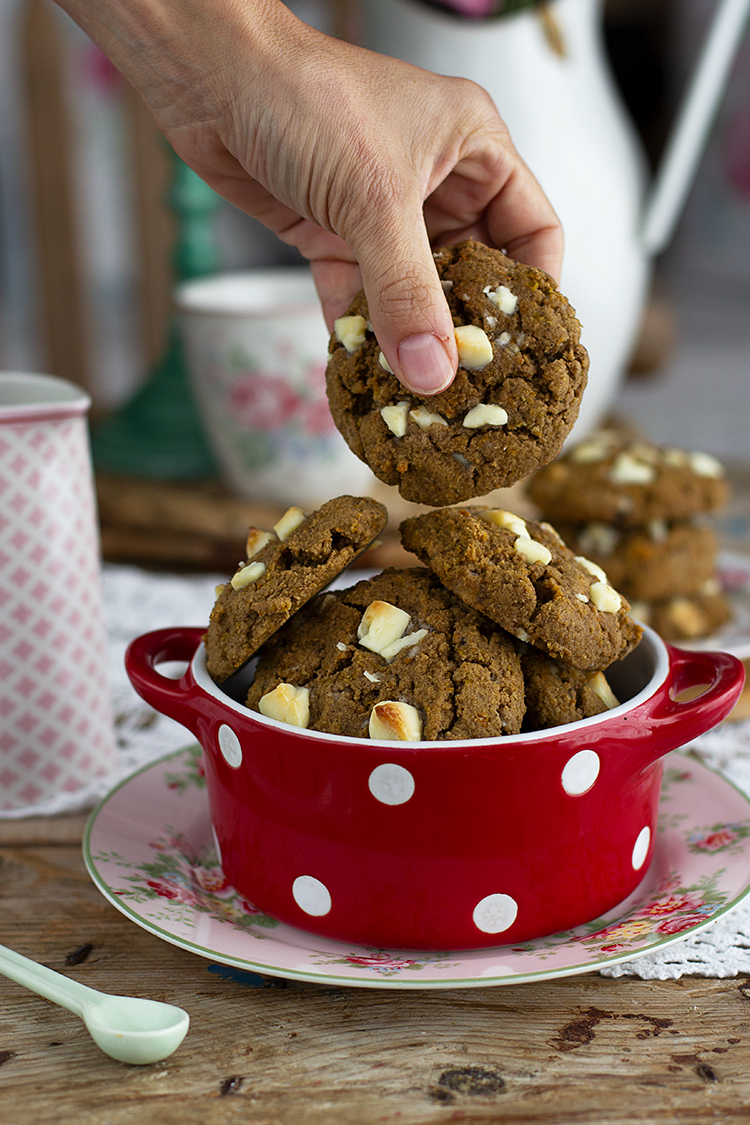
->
(0, 373, 116, 813)
(175, 268, 376, 508)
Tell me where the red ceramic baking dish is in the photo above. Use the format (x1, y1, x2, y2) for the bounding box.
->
(126, 625, 743, 950)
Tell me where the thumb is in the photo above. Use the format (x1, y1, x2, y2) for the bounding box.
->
(355, 223, 457, 397)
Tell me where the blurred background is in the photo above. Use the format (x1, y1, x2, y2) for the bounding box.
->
(0, 0, 748, 569)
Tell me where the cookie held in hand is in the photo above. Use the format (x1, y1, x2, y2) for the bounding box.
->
(400, 505, 643, 671)
(325, 239, 588, 506)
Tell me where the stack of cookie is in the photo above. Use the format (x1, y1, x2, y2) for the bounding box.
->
(526, 430, 732, 642)
(206, 498, 642, 741)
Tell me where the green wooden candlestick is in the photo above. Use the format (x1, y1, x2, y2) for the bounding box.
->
(91, 148, 220, 478)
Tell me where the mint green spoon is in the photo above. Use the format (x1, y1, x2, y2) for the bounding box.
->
(0, 942, 189, 1064)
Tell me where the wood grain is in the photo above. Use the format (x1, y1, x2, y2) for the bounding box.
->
(1, 835, 750, 1125)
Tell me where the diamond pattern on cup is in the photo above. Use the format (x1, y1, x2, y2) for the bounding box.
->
(0, 414, 116, 810)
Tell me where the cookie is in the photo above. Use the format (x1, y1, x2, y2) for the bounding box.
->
(630, 586, 732, 642)
(527, 431, 728, 526)
(246, 567, 526, 741)
(553, 519, 718, 602)
(521, 647, 619, 730)
(325, 239, 588, 506)
(400, 506, 642, 671)
(204, 495, 387, 683)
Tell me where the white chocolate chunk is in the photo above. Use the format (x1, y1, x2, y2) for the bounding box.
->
(369, 700, 422, 741)
(629, 441, 659, 464)
(230, 561, 266, 590)
(587, 671, 619, 709)
(441, 279, 453, 291)
(668, 598, 706, 637)
(379, 351, 394, 374)
(578, 522, 620, 557)
(273, 506, 306, 541)
(463, 403, 509, 429)
(480, 509, 528, 537)
(514, 628, 531, 643)
(609, 452, 656, 485)
(381, 401, 410, 437)
(689, 450, 724, 478)
(576, 555, 609, 584)
(214, 584, 226, 599)
(646, 518, 669, 544)
(409, 405, 448, 430)
(576, 593, 589, 603)
(514, 537, 552, 565)
(363, 670, 381, 683)
(258, 683, 310, 728)
(539, 521, 565, 545)
(497, 331, 511, 346)
(589, 581, 622, 613)
(569, 435, 616, 464)
(245, 528, 275, 559)
(334, 314, 367, 353)
(484, 284, 518, 315)
(662, 447, 689, 467)
(455, 324, 493, 369)
(358, 600, 411, 655)
(336, 642, 348, 651)
(380, 628, 428, 663)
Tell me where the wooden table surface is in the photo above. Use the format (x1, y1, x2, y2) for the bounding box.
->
(2, 464, 750, 1124)
(2, 808, 750, 1125)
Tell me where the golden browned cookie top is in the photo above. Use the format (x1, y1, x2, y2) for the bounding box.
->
(325, 239, 588, 506)
(552, 519, 718, 603)
(400, 505, 643, 671)
(204, 495, 387, 683)
(527, 431, 729, 526)
(246, 567, 526, 741)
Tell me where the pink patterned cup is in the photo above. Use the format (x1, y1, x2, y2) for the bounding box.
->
(0, 373, 116, 812)
(175, 268, 376, 508)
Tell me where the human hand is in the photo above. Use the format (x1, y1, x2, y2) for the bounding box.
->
(55, 0, 562, 395)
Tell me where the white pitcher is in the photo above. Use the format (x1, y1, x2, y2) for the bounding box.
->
(359, 0, 749, 437)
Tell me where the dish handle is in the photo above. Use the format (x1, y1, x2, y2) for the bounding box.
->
(633, 645, 744, 765)
(125, 627, 206, 735)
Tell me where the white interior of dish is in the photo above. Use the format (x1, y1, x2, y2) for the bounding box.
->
(189, 625, 668, 748)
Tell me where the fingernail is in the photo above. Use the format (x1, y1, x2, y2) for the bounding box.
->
(396, 334, 454, 395)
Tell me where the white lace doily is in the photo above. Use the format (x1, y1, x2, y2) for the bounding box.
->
(5, 562, 750, 980)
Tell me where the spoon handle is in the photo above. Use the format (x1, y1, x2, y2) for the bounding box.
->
(0, 941, 100, 1017)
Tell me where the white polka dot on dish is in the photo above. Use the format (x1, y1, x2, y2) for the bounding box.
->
(292, 875, 332, 916)
(632, 826, 651, 870)
(368, 763, 415, 805)
(472, 893, 519, 934)
(561, 749, 600, 796)
(217, 724, 242, 768)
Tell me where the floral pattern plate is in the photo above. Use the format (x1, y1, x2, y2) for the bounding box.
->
(83, 746, 750, 989)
